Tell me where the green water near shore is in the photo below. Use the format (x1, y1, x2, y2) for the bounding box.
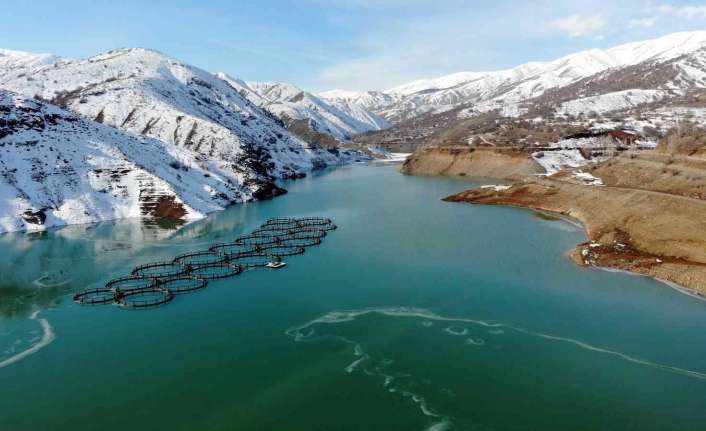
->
(1, 163, 706, 431)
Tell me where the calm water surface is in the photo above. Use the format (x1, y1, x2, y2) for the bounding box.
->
(1, 163, 706, 431)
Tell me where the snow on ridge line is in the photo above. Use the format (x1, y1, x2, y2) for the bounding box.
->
(0, 48, 61, 72)
(0, 46, 366, 181)
(312, 31, 706, 123)
(385, 31, 706, 97)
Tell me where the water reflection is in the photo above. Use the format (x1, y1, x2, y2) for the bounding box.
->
(0, 211, 250, 318)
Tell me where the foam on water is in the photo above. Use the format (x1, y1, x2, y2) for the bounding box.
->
(345, 354, 370, 373)
(285, 306, 706, 381)
(444, 326, 467, 336)
(32, 272, 73, 288)
(424, 420, 452, 431)
(285, 305, 706, 428)
(0, 310, 56, 369)
(465, 337, 486, 346)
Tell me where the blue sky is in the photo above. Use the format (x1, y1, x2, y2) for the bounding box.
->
(1, 0, 705, 91)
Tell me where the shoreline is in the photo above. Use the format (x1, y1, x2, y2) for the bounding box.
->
(443, 181, 706, 300)
(532, 206, 706, 301)
(532, 207, 706, 300)
(0, 158, 368, 237)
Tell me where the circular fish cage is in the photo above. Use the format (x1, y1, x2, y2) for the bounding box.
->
(235, 234, 282, 247)
(252, 227, 326, 239)
(209, 242, 257, 258)
(258, 244, 306, 256)
(229, 252, 280, 268)
(298, 221, 336, 231)
(132, 262, 188, 279)
(315, 222, 337, 231)
(188, 262, 243, 280)
(117, 288, 174, 308)
(252, 223, 300, 232)
(278, 237, 322, 248)
(106, 275, 157, 293)
(250, 227, 295, 238)
(282, 229, 327, 240)
(173, 251, 228, 266)
(73, 288, 118, 305)
(264, 217, 302, 226)
(293, 217, 333, 226)
(158, 275, 208, 294)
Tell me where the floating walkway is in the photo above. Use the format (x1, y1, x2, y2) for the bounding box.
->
(74, 217, 336, 309)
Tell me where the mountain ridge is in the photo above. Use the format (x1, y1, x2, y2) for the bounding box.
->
(319, 31, 706, 123)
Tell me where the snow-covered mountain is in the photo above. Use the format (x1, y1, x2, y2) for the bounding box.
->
(0, 90, 235, 233)
(316, 89, 400, 122)
(0, 48, 360, 179)
(0, 48, 60, 74)
(216, 76, 389, 141)
(0, 49, 365, 233)
(326, 31, 706, 123)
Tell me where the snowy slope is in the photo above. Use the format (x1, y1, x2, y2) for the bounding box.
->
(317, 89, 399, 117)
(0, 48, 60, 74)
(217, 77, 389, 140)
(557, 89, 672, 117)
(0, 90, 251, 233)
(0, 48, 359, 181)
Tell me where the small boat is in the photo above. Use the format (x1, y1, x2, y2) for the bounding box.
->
(266, 261, 287, 269)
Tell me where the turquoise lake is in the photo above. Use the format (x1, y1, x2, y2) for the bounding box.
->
(1, 163, 706, 430)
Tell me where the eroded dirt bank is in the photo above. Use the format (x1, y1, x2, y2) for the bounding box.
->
(400, 146, 544, 180)
(444, 178, 706, 295)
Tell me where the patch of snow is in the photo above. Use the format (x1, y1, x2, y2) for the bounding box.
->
(532, 149, 588, 176)
(366, 146, 410, 162)
(480, 185, 511, 191)
(382, 153, 411, 163)
(573, 171, 604, 186)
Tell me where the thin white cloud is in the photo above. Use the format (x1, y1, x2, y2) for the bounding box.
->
(550, 14, 606, 38)
(628, 16, 658, 28)
(658, 4, 706, 18)
(310, 7, 512, 91)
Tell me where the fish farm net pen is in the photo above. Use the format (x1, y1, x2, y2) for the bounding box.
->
(74, 216, 337, 310)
